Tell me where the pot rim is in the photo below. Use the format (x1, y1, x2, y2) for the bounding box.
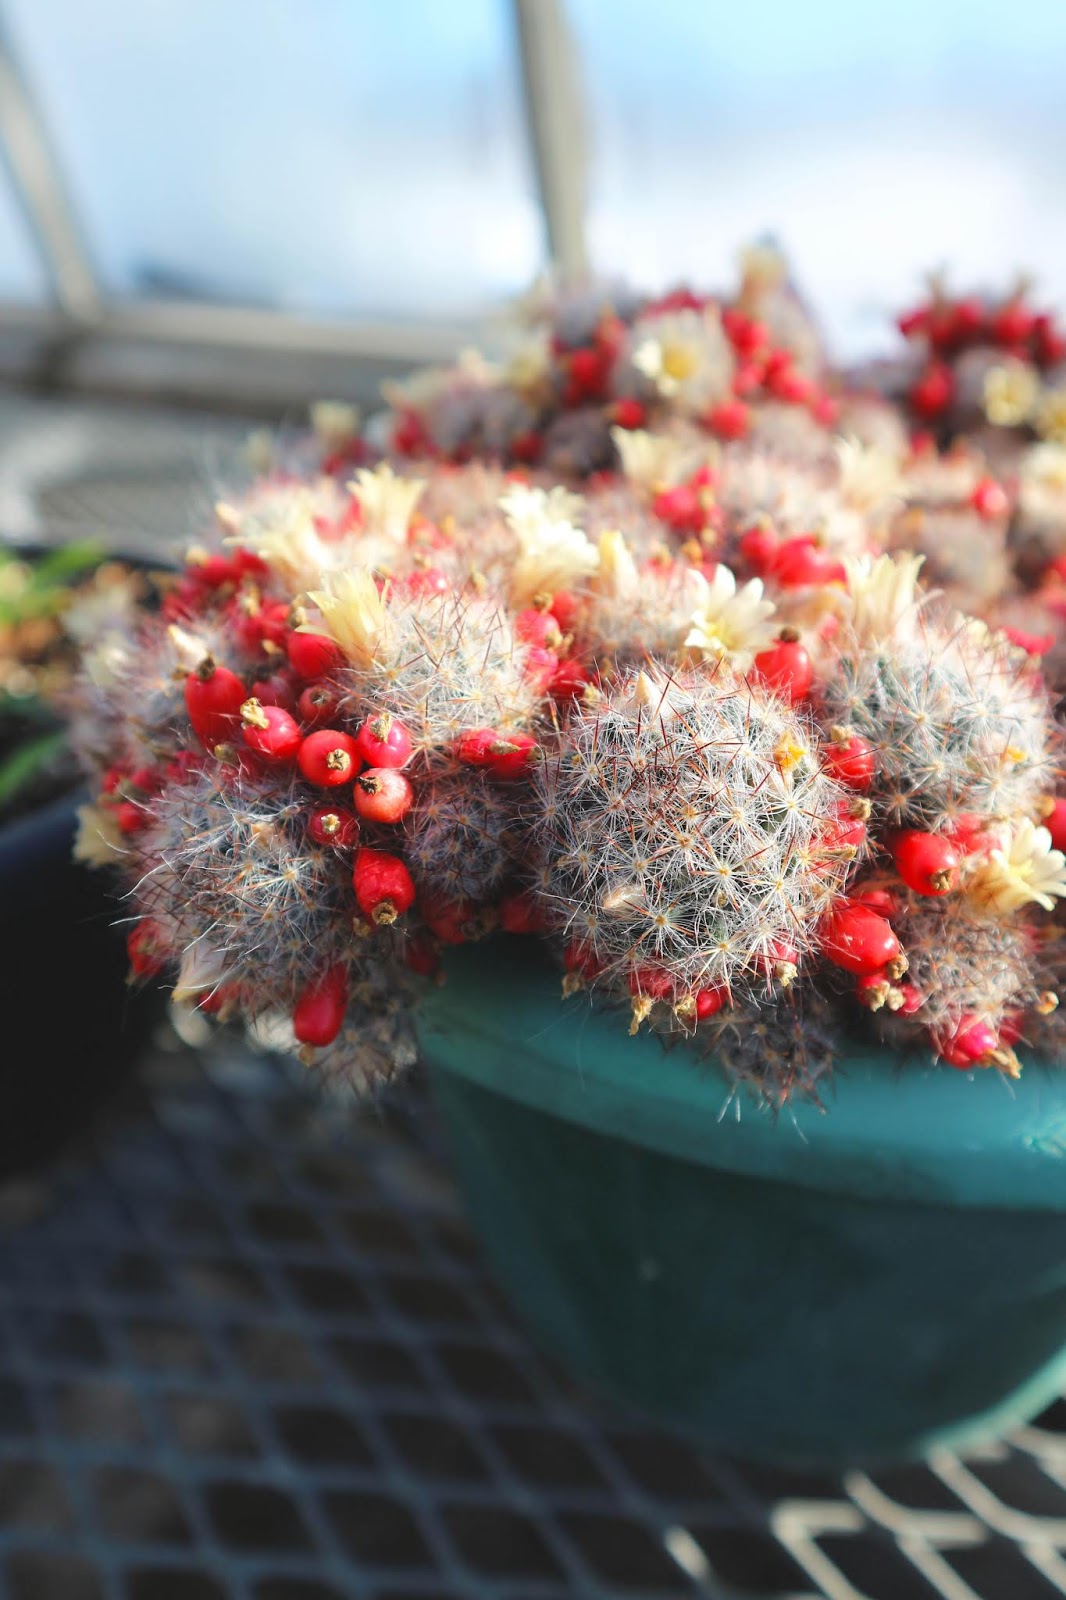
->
(415, 938, 1066, 1211)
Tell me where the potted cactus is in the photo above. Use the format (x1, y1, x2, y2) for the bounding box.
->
(0, 546, 160, 1177)
(65, 365, 1066, 1465)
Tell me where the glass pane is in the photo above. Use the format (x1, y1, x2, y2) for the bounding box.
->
(0, 157, 46, 300)
(6, 0, 542, 318)
(571, 0, 1066, 358)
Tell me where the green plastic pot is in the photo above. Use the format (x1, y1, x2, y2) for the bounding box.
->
(416, 938, 1066, 1468)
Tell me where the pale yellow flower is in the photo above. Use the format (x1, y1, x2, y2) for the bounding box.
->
(610, 426, 713, 493)
(245, 509, 341, 592)
(501, 486, 599, 604)
(594, 529, 640, 599)
(73, 803, 123, 867)
(842, 552, 926, 645)
(307, 568, 389, 668)
(349, 463, 425, 547)
(984, 360, 1040, 427)
(1036, 387, 1066, 445)
(683, 566, 777, 668)
(964, 818, 1066, 915)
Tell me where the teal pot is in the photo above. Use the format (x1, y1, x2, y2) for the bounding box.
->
(0, 790, 159, 1180)
(416, 939, 1066, 1468)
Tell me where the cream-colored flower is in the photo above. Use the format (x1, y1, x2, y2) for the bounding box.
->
(683, 565, 777, 668)
(964, 818, 1066, 914)
(311, 400, 360, 449)
(1036, 386, 1066, 445)
(834, 436, 905, 512)
(1022, 441, 1066, 492)
(73, 803, 123, 867)
(630, 308, 734, 414)
(501, 486, 599, 605)
(307, 568, 389, 668)
(349, 463, 425, 547)
(610, 426, 713, 493)
(842, 552, 926, 645)
(594, 529, 640, 600)
(984, 360, 1040, 428)
(245, 508, 340, 592)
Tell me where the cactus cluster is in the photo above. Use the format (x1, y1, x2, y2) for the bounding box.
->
(66, 250, 1066, 1105)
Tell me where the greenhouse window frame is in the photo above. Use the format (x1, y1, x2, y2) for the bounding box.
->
(0, 0, 587, 410)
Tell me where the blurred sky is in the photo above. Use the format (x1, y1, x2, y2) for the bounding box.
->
(2, 0, 1066, 357)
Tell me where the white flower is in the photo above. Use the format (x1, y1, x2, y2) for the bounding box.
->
(630, 308, 734, 414)
(311, 400, 360, 449)
(610, 426, 713, 493)
(683, 565, 777, 668)
(1022, 441, 1066, 493)
(307, 568, 389, 668)
(499, 483, 585, 536)
(834, 436, 905, 512)
(984, 360, 1040, 428)
(594, 530, 640, 600)
(349, 463, 425, 547)
(842, 552, 926, 646)
(501, 486, 599, 605)
(964, 819, 1066, 915)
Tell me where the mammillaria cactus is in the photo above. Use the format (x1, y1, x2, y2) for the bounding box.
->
(529, 666, 856, 1035)
(65, 251, 1066, 1104)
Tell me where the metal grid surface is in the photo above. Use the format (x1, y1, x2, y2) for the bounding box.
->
(3, 1031, 1066, 1600)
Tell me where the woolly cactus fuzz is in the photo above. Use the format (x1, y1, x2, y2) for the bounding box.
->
(531, 668, 855, 1035)
(67, 250, 1066, 1104)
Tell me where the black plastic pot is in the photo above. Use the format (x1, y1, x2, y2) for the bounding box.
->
(0, 788, 158, 1180)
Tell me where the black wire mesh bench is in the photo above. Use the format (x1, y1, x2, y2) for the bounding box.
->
(2, 1024, 1066, 1600)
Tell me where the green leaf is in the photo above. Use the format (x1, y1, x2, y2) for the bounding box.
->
(0, 730, 67, 808)
(26, 541, 104, 592)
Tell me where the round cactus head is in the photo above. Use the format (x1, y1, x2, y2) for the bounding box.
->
(531, 664, 857, 1032)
